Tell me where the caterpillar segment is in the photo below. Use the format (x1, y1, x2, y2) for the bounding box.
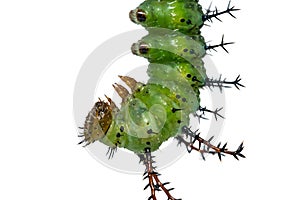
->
(129, 0, 205, 37)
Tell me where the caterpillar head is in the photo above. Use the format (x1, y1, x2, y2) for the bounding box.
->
(79, 98, 113, 146)
(129, 0, 204, 35)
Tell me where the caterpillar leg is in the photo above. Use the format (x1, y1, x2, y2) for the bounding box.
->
(139, 148, 181, 200)
(176, 126, 245, 161)
(203, 1, 240, 23)
(205, 74, 245, 92)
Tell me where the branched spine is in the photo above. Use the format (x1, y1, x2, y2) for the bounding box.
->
(106, 147, 117, 159)
(205, 74, 245, 92)
(178, 126, 245, 161)
(198, 106, 224, 121)
(205, 35, 234, 53)
(203, 1, 240, 23)
(140, 148, 181, 200)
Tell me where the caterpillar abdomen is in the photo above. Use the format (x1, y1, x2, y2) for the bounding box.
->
(80, 0, 243, 157)
(81, 0, 208, 153)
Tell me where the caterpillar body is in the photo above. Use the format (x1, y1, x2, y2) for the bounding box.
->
(79, 0, 245, 199)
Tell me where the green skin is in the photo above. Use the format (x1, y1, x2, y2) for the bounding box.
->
(103, 84, 183, 153)
(99, 0, 207, 153)
(130, 0, 204, 37)
(133, 30, 206, 65)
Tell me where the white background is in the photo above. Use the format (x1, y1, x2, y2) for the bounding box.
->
(0, 0, 299, 200)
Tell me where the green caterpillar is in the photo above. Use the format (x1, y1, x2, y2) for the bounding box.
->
(79, 0, 244, 199)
